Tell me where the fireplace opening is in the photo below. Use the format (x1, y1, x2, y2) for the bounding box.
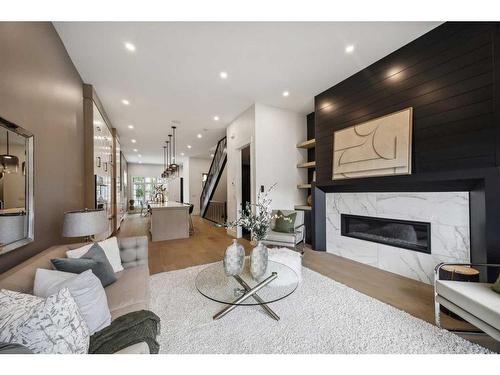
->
(341, 214, 431, 254)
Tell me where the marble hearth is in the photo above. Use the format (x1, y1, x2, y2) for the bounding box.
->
(325, 192, 470, 284)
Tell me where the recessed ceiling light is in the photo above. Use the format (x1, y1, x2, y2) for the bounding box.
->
(138, 154, 142, 157)
(282, 91, 290, 97)
(219, 71, 228, 79)
(213, 116, 220, 121)
(133, 149, 138, 152)
(128, 125, 134, 129)
(210, 154, 215, 157)
(124, 42, 136, 52)
(131, 139, 136, 143)
(187, 145, 192, 149)
(122, 99, 130, 105)
(180, 152, 185, 156)
(197, 134, 202, 139)
(138, 161, 142, 164)
(345, 45, 355, 53)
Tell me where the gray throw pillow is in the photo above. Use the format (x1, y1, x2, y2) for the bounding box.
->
(51, 243, 117, 287)
(41, 270, 112, 335)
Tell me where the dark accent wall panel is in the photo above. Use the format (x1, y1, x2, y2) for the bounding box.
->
(313, 22, 500, 269)
(315, 22, 498, 184)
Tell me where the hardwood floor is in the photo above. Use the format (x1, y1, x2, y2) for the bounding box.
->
(117, 213, 498, 352)
(117, 214, 253, 275)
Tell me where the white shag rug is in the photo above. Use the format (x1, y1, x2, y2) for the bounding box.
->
(150, 263, 491, 354)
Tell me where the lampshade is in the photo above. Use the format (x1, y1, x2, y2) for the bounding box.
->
(62, 209, 107, 238)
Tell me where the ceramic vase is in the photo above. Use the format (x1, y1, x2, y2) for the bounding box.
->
(250, 241, 268, 280)
(223, 239, 245, 276)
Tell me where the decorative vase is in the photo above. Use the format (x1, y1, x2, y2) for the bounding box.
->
(250, 241, 268, 280)
(223, 239, 245, 276)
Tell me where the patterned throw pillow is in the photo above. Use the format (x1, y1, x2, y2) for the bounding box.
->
(0, 288, 90, 354)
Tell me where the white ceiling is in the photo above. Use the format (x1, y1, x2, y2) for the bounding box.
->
(54, 22, 440, 164)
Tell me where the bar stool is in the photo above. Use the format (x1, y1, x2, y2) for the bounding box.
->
(188, 204, 194, 235)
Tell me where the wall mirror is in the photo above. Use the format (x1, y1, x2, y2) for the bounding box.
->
(0, 116, 34, 255)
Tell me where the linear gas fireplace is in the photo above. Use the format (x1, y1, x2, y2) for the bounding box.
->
(341, 214, 431, 254)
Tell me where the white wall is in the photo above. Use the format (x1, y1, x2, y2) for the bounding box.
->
(225, 103, 307, 238)
(188, 157, 212, 215)
(255, 103, 306, 210)
(226, 105, 256, 237)
(127, 158, 188, 204)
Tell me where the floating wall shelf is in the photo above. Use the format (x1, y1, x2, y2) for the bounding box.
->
(296, 139, 316, 149)
(297, 161, 316, 169)
(294, 205, 312, 211)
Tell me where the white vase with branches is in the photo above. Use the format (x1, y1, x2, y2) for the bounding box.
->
(225, 184, 279, 279)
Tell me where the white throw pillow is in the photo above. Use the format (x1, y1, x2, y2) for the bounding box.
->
(66, 237, 123, 273)
(33, 268, 74, 297)
(0, 288, 89, 354)
(34, 269, 112, 334)
(97, 237, 124, 272)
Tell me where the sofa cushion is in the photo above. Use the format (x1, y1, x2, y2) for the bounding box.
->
(51, 243, 117, 287)
(67, 237, 124, 273)
(0, 289, 90, 354)
(38, 270, 111, 335)
(436, 280, 500, 330)
(106, 265, 149, 320)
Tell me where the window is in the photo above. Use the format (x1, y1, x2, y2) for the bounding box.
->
(132, 176, 165, 202)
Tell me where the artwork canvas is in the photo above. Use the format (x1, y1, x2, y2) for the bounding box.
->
(332, 107, 413, 180)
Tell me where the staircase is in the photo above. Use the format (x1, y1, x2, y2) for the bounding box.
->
(200, 137, 227, 218)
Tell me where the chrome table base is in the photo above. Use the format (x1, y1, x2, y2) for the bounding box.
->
(213, 272, 280, 321)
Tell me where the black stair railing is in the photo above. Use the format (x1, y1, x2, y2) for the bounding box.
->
(200, 136, 227, 218)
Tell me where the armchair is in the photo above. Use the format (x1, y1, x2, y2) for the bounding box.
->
(261, 210, 305, 248)
(434, 262, 500, 341)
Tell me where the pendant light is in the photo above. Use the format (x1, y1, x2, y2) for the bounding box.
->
(0, 131, 19, 174)
(167, 134, 173, 172)
(161, 145, 167, 179)
(170, 126, 179, 173)
(164, 140, 171, 178)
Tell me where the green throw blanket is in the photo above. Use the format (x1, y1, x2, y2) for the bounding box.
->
(89, 310, 161, 354)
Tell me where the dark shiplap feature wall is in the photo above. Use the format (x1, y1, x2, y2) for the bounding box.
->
(313, 22, 500, 269)
(315, 22, 498, 185)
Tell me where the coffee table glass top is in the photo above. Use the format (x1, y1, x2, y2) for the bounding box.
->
(195, 259, 299, 306)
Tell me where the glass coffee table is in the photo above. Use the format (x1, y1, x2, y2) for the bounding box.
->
(195, 259, 299, 321)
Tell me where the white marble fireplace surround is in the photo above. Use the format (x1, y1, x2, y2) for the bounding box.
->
(326, 192, 470, 284)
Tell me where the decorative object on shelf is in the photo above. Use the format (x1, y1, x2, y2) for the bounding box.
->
(223, 184, 279, 280)
(62, 208, 107, 242)
(250, 241, 268, 280)
(0, 130, 19, 174)
(332, 107, 413, 180)
(306, 195, 312, 206)
(223, 239, 245, 276)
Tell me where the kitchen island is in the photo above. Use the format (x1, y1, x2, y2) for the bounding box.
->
(149, 201, 190, 242)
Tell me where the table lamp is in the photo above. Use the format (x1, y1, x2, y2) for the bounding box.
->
(62, 208, 107, 242)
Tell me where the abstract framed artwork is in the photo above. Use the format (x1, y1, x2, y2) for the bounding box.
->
(332, 107, 413, 180)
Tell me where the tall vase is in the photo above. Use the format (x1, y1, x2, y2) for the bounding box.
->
(250, 241, 268, 280)
(223, 239, 245, 276)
